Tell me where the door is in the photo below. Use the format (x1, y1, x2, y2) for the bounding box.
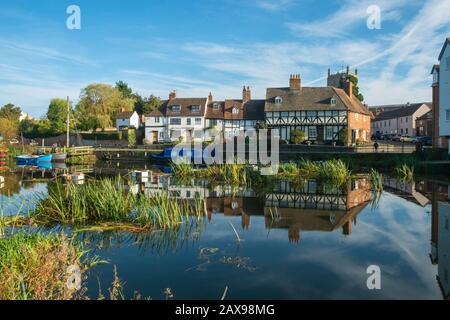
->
(152, 131, 158, 143)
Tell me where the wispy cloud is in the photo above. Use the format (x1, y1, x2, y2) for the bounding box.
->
(254, 0, 295, 11)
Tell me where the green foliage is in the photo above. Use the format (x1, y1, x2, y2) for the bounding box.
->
(115, 81, 133, 99)
(127, 129, 136, 146)
(46, 98, 70, 135)
(0, 232, 89, 300)
(0, 104, 21, 122)
(395, 164, 414, 181)
(370, 169, 383, 192)
(290, 129, 306, 144)
(75, 84, 135, 130)
(278, 162, 299, 175)
(0, 118, 19, 140)
(338, 127, 349, 145)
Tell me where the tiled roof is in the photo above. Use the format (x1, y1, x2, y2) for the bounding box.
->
(223, 99, 265, 120)
(166, 97, 207, 117)
(115, 111, 135, 119)
(374, 103, 431, 121)
(265, 86, 372, 116)
(206, 101, 225, 119)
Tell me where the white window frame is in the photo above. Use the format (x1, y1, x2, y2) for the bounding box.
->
(191, 105, 201, 113)
(172, 105, 181, 113)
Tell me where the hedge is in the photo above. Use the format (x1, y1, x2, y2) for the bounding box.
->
(81, 132, 123, 140)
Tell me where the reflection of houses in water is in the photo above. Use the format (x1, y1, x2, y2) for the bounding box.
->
(264, 179, 372, 243)
(430, 183, 450, 300)
(142, 175, 372, 243)
(382, 176, 430, 207)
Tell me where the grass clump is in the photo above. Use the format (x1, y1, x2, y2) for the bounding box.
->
(318, 159, 351, 184)
(0, 232, 92, 300)
(31, 178, 205, 231)
(369, 169, 383, 192)
(394, 164, 414, 181)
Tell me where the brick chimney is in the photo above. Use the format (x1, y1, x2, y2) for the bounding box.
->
(120, 107, 125, 113)
(243, 86, 251, 103)
(169, 90, 177, 100)
(344, 79, 353, 98)
(289, 74, 301, 90)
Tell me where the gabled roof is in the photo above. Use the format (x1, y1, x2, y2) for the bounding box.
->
(431, 64, 440, 74)
(417, 110, 432, 121)
(265, 86, 372, 116)
(166, 97, 207, 117)
(115, 111, 136, 119)
(374, 103, 431, 121)
(206, 101, 225, 119)
(224, 99, 265, 120)
(438, 38, 450, 61)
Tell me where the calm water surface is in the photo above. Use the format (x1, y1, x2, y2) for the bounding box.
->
(1, 163, 449, 300)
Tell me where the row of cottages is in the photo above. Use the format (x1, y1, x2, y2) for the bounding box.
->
(371, 103, 432, 136)
(144, 88, 265, 143)
(144, 74, 372, 144)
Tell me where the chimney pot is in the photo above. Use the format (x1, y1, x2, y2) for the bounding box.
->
(243, 85, 251, 103)
(289, 74, 301, 90)
(169, 90, 177, 100)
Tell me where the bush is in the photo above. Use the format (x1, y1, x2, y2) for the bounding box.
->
(290, 129, 306, 144)
(127, 129, 136, 146)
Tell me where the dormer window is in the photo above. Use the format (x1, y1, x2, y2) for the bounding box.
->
(172, 105, 181, 112)
(275, 96, 283, 104)
(213, 103, 220, 110)
(330, 97, 336, 105)
(191, 105, 200, 113)
(232, 107, 239, 115)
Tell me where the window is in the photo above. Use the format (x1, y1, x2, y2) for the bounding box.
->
(447, 57, 450, 70)
(330, 97, 336, 105)
(170, 118, 181, 125)
(446, 109, 450, 121)
(159, 132, 165, 139)
(187, 118, 191, 125)
(406, 128, 409, 135)
(213, 103, 220, 110)
(355, 113, 359, 121)
(172, 105, 181, 112)
(155, 117, 160, 123)
(275, 96, 283, 104)
(195, 118, 202, 125)
(325, 127, 334, 140)
(405, 117, 408, 123)
(191, 105, 200, 113)
(308, 127, 317, 139)
(232, 107, 239, 115)
(209, 119, 218, 127)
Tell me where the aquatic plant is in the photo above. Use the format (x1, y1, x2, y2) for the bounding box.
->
(297, 160, 321, 178)
(394, 164, 414, 181)
(278, 162, 299, 176)
(318, 159, 352, 184)
(171, 162, 195, 178)
(0, 232, 94, 300)
(31, 178, 205, 231)
(369, 169, 383, 192)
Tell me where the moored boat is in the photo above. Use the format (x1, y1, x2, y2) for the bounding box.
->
(51, 153, 67, 162)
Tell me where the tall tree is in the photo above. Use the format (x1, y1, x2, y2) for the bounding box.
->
(46, 98, 69, 135)
(115, 81, 133, 99)
(0, 103, 22, 122)
(75, 84, 134, 130)
(142, 95, 161, 115)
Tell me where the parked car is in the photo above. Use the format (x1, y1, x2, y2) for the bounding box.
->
(400, 136, 413, 143)
(391, 134, 402, 142)
(415, 136, 432, 146)
(381, 134, 392, 141)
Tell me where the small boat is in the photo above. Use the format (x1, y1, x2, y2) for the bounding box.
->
(51, 153, 67, 162)
(150, 147, 213, 163)
(16, 154, 53, 165)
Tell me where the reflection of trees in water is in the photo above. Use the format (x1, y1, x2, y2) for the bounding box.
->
(74, 221, 205, 256)
(0, 174, 21, 196)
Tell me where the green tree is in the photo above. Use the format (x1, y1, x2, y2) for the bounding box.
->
(46, 98, 69, 135)
(142, 95, 161, 115)
(290, 129, 306, 144)
(75, 84, 134, 130)
(0, 118, 18, 140)
(115, 81, 133, 99)
(340, 75, 364, 102)
(0, 104, 22, 122)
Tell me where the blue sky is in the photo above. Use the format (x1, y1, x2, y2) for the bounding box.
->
(0, 0, 449, 117)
